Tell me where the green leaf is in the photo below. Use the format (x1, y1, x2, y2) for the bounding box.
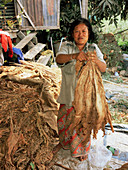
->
(106, 1, 112, 10)
(107, 0, 118, 6)
(30, 162, 34, 170)
(0, 4, 5, 7)
(98, 0, 106, 7)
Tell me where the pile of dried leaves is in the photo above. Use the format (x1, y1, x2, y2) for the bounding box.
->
(0, 61, 61, 169)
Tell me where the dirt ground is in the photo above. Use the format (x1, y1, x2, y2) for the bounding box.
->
(103, 79, 128, 125)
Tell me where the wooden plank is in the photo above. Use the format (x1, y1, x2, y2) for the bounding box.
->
(24, 43, 46, 60)
(17, 31, 27, 39)
(57, 0, 60, 27)
(27, 0, 35, 25)
(8, 32, 17, 39)
(15, 32, 37, 49)
(17, 31, 35, 49)
(37, 54, 52, 65)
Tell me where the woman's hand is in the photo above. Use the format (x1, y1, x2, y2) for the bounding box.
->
(76, 51, 88, 61)
(86, 51, 99, 63)
(85, 51, 106, 72)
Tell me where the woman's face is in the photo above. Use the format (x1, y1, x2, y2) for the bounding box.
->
(72, 23, 89, 47)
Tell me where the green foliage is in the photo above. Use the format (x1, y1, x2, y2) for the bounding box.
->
(118, 41, 128, 46)
(0, 0, 15, 29)
(102, 72, 123, 83)
(101, 18, 128, 54)
(0, 0, 12, 5)
(88, 0, 128, 27)
(114, 77, 124, 83)
(118, 41, 128, 53)
(109, 97, 128, 124)
(0, 0, 12, 9)
(102, 71, 111, 80)
(98, 35, 123, 67)
(115, 98, 128, 109)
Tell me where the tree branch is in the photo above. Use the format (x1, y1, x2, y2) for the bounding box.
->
(114, 28, 128, 35)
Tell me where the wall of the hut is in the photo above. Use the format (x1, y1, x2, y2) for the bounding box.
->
(16, 0, 60, 30)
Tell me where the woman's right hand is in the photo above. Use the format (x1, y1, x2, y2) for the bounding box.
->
(76, 51, 88, 61)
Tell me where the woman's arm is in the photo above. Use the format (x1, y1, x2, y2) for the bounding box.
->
(56, 53, 77, 64)
(93, 59, 106, 72)
(56, 51, 89, 64)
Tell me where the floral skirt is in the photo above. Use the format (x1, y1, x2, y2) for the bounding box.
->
(57, 104, 91, 157)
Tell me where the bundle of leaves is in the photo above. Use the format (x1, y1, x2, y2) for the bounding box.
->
(0, 80, 55, 169)
(0, 62, 62, 169)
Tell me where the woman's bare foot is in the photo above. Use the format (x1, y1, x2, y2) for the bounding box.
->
(79, 155, 88, 161)
(52, 143, 62, 154)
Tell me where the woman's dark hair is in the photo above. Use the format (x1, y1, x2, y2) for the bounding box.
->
(68, 18, 95, 42)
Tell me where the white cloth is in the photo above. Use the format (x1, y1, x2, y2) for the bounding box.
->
(0, 31, 10, 37)
(0, 44, 4, 66)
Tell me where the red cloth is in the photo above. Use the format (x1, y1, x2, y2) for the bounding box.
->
(57, 104, 91, 157)
(0, 30, 13, 58)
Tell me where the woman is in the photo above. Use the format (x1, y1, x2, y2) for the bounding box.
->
(54, 18, 106, 161)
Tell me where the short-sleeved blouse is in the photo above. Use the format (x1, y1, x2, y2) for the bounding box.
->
(56, 41, 105, 106)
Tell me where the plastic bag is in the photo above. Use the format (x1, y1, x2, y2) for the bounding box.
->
(88, 140, 112, 168)
(77, 160, 89, 170)
(119, 152, 128, 161)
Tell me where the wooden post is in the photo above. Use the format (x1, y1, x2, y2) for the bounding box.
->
(81, 0, 88, 19)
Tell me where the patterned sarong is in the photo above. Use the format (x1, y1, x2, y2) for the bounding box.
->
(57, 104, 91, 157)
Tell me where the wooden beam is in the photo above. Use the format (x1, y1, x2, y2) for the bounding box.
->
(20, 26, 60, 31)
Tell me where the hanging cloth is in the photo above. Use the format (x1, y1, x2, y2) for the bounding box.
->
(0, 30, 13, 58)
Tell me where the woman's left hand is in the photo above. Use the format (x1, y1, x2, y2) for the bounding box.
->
(86, 50, 106, 72)
(86, 51, 99, 64)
